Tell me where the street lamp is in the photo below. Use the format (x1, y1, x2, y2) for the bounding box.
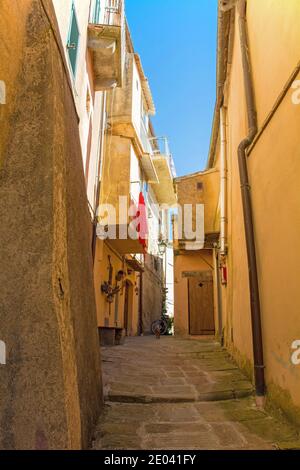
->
(158, 239, 168, 256)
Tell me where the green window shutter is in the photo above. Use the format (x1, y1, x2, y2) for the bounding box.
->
(67, 4, 80, 77)
(93, 0, 101, 24)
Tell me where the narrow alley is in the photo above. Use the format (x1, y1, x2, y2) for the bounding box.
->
(1, 0, 300, 455)
(93, 337, 300, 450)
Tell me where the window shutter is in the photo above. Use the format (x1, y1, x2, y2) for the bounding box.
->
(67, 5, 80, 77)
(93, 0, 101, 24)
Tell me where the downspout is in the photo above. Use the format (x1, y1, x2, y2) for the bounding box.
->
(237, 0, 265, 403)
(220, 106, 228, 256)
(214, 247, 223, 345)
(215, 105, 227, 344)
(92, 91, 107, 263)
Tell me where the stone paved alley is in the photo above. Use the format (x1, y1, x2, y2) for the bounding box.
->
(93, 337, 300, 450)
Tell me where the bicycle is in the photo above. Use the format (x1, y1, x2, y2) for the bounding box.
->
(151, 314, 170, 336)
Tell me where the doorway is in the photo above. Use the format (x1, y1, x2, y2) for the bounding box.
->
(123, 280, 133, 336)
(188, 271, 215, 335)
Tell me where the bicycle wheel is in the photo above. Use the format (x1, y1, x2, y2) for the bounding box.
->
(151, 319, 168, 336)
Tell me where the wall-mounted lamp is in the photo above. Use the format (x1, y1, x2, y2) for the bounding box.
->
(158, 239, 168, 256)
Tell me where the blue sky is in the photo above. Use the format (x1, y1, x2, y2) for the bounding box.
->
(126, 0, 218, 176)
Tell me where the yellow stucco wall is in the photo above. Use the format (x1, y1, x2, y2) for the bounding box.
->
(0, 0, 32, 169)
(247, 0, 300, 126)
(248, 90, 300, 413)
(100, 134, 131, 216)
(175, 169, 220, 237)
(94, 240, 139, 335)
(174, 251, 216, 336)
(223, 9, 254, 364)
(219, 1, 300, 422)
(0, 0, 103, 448)
(174, 168, 220, 337)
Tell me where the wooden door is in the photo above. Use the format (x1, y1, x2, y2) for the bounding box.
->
(188, 272, 215, 335)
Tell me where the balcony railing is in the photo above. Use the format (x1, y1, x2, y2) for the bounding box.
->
(149, 137, 177, 178)
(90, 0, 123, 26)
(104, 0, 123, 25)
(140, 118, 152, 154)
(88, 0, 125, 90)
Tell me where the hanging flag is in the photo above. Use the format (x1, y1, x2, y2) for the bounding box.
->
(136, 192, 148, 252)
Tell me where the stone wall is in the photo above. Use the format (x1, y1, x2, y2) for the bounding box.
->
(0, 0, 102, 449)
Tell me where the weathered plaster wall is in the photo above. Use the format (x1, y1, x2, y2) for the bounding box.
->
(175, 169, 220, 237)
(247, 0, 300, 127)
(220, 1, 300, 424)
(94, 240, 139, 334)
(100, 134, 131, 218)
(52, 0, 92, 170)
(52, 0, 105, 214)
(223, 9, 253, 366)
(0, 0, 102, 449)
(173, 171, 219, 337)
(248, 90, 300, 416)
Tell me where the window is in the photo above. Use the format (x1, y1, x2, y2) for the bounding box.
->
(93, 0, 101, 24)
(67, 4, 80, 77)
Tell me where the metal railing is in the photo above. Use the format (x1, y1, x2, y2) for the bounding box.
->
(104, 0, 123, 26)
(140, 118, 152, 154)
(149, 136, 170, 157)
(90, 0, 124, 26)
(148, 137, 177, 178)
(89, 0, 126, 86)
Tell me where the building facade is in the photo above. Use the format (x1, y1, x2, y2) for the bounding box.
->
(174, 0, 300, 426)
(0, 0, 176, 449)
(0, 0, 103, 450)
(53, 0, 177, 342)
(91, 17, 176, 344)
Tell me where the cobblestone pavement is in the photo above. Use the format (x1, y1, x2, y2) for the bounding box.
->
(93, 336, 300, 450)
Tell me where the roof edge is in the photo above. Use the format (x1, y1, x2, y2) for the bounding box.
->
(206, 3, 235, 169)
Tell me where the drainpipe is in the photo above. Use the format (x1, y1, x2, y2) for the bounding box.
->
(214, 246, 224, 345)
(220, 106, 228, 256)
(92, 91, 107, 263)
(237, 0, 265, 403)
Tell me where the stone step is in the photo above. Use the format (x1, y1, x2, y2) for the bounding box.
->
(105, 384, 254, 404)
